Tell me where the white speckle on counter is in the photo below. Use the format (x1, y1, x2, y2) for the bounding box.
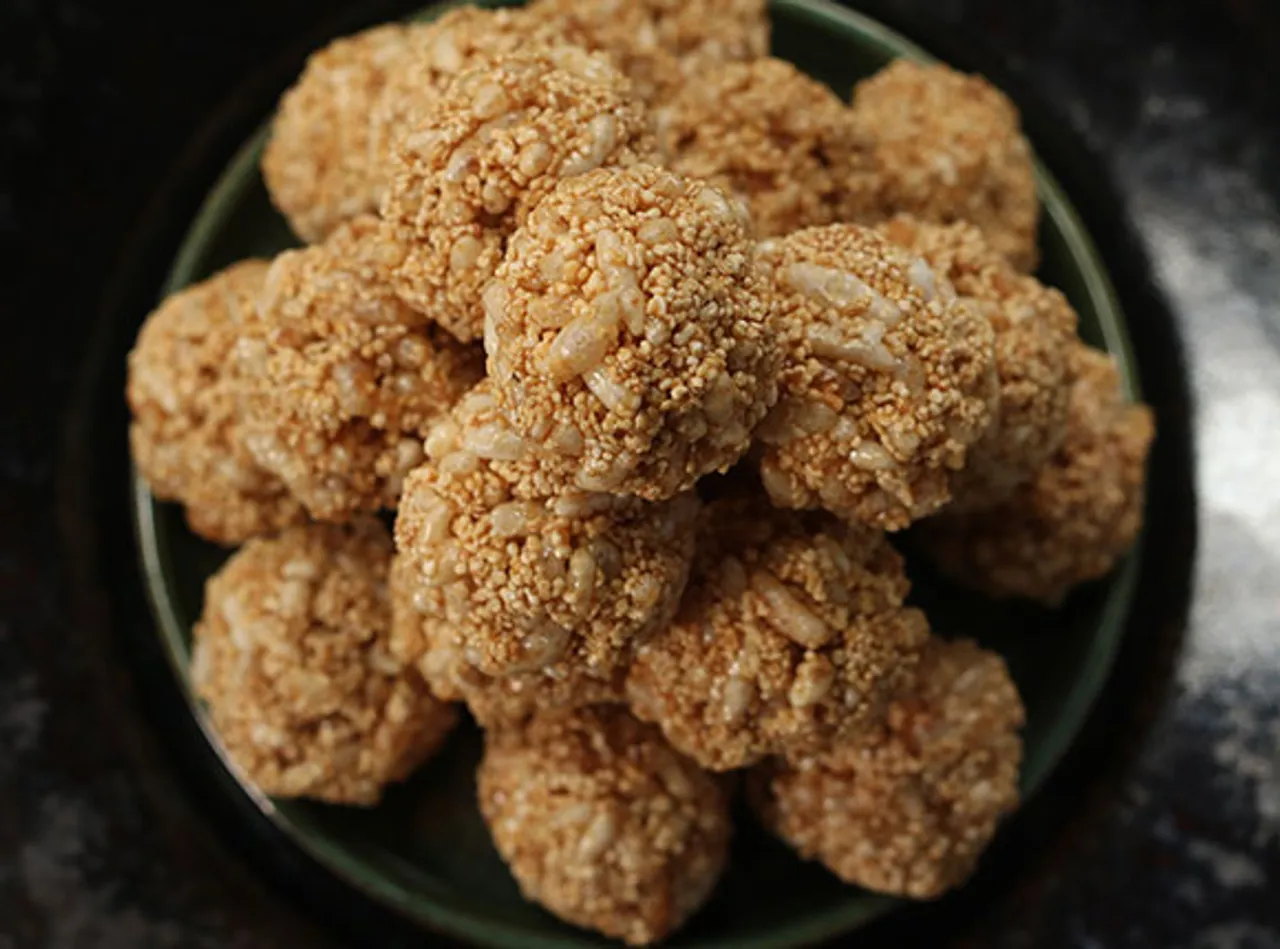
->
(1186, 838, 1266, 889)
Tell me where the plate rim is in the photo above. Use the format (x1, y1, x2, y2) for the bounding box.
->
(132, 1, 1145, 946)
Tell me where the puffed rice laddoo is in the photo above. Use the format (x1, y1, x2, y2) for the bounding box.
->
(395, 382, 700, 679)
(380, 48, 658, 342)
(917, 342, 1154, 604)
(487, 163, 779, 500)
(627, 499, 930, 771)
(851, 60, 1040, 273)
(656, 57, 877, 237)
(239, 216, 483, 521)
(478, 705, 732, 945)
(389, 555, 626, 728)
(879, 215, 1076, 509)
(127, 259, 305, 545)
(263, 23, 419, 243)
(529, 0, 769, 103)
(191, 519, 457, 806)
(752, 637, 1024, 899)
(755, 223, 997, 531)
(370, 6, 571, 177)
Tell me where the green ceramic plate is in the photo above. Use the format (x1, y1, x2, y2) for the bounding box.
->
(132, 0, 1143, 946)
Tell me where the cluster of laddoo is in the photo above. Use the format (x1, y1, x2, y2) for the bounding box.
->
(127, 0, 1154, 943)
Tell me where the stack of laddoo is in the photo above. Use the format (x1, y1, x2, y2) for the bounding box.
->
(126, 0, 1153, 942)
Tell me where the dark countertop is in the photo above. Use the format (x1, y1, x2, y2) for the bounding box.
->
(1, 0, 1277, 946)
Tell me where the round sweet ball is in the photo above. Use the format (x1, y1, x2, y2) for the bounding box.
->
(916, 342, 1154, 604)
(394, 382, 701, 679)
(239, 217, 484, 521)
(127, 259, 305, 545)
(626, 500, 931, 771)
(263, 23, 418, 243)
(486, 164, 779, 500)
(477, 706, 732, 945)
(529, 0, 769, 103)
(370, 6, 570, 173)
(380, 48, 658, 342)
(191, 519, 458, 806)
(752, 637, 1024, 899)
(852, 60, 1040, 273)
(755, 223, 997, 531)
(390, 554, 626, 729)
(656, 57, 878, 237)
(878, 215, 1077, 510)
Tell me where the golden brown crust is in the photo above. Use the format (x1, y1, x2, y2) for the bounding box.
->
(755, 224, 997, 530)
(389, 554, 626, 728)
(488, 164, 780, 500)
(478, 706, 731, 945)
(240, 217, 483, 521)
(918, 342, 1154, 604)
(655, 58, 877, 237)
(752, 637, 1024, 898)
(127, 260, 306, 545)
(528, 0, 769, 103)
(370, 7, 570, 177)
(394, 382, 700, 678)
(626, 499, 929, 771)
(851, 61, 1040, 273)
(878, 215, 1076, 509)
(380, 48, 658, 341)
(262, 24, 417, 243)
(191, 520, 457, 806)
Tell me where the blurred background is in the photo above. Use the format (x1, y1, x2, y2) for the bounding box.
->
(0, 0, 1276, 946)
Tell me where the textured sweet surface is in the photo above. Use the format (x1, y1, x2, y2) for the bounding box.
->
(191, 520, 457, 806)
(756, 223, 997, 530)
(127, 259, 306, 545)
(394, 381, 699, 678)
(389, 555, 626, 728)
(477, 706, 732, 945)
(379, 48, 657, 341)
(918, 342, 1155, 604)
(753, 637, 1024, 899)
(239, 217, 483, 520)
(262, 23, 418, 243)
(879, 214, 1077, 510)
(370, 7, 569, 179)
(528, 0, 768, 103)
(626, 498, 930, 770)
(852, 61, 1041, 273)
(487, 164, 780, 500)
(656, 57, 878, 237)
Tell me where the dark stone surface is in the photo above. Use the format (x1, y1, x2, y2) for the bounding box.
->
(0, 0, 1276, 946)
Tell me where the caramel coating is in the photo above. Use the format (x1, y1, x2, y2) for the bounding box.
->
(128, 260, 305, 545)
(488, 164, 779, 500)
(752, 637, 1024, 899)
(656, 58, 877, 237)
(626, 500, 930, 771)
(390, 555, 625, 728)
(852, 61, 1040, 273)
(478, 706, 731, 945)
(395, 382, 700, 678)
(529, 0, 769, 103)
(755, 224, 997, 531)
(917, 342, 1154, 604)
(380, 49, 658, 341)
(191, 520, 457, 806)
(240, 217, 484, 521)
(370, 7, 569, 175)
(879, 215, 1076, 509)
(263, 24, 418, 243)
